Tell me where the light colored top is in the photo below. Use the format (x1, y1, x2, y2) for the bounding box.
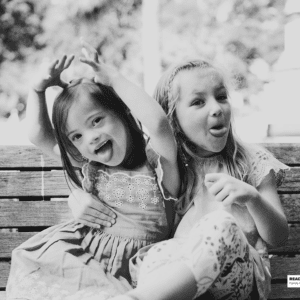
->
(82, 141, 177, 241)
(174, 145, 289, 299)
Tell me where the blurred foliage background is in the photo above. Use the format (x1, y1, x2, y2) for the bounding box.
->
(0, 0, 285, 125)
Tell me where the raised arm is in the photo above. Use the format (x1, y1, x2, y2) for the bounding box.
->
(80, 40, 179, 197)
(26, 55, 74, 162)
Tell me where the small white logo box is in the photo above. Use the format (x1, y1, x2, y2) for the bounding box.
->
(287, 275, 300, 288)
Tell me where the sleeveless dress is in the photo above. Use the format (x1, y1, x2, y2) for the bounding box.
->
(6, 143, 176, 300)
(131, 145, 289, 300)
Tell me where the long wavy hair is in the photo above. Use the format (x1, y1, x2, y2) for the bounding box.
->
(153, 59, 250, 212)
(52, 78, 146, 187)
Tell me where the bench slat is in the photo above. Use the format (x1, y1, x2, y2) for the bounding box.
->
(0, 232, 38, 258)
(271, 255, 300, 280)
(0, 167, 299, 197)
(0, 145, 61, 168)
(266, 224, 300, 253)
(278, 167, 300, 193)
(280, 194, 300, 223)
(0, 143, 298, 168)
(0, 261, 10, 289)
(264, 143, 300, 165)
(269, 283, 300, 299)
(0, 200, 72, 227)
(0, 171, 70, 197)
(0, 194, 298, 227)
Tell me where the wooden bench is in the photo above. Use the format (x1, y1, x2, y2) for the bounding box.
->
(0, 144, 300, 299)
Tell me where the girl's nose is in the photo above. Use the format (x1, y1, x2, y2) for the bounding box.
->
(88, 131, 100, 144)
(209, 99, 222, 117)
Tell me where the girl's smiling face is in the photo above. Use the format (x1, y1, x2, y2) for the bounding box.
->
(66, 95, 129, 166)
(174, 67, 231, 157)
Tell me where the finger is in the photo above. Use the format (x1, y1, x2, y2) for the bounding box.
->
(64, 54, 75, 69)
(48, 59, 59, 70)
(88, 199, 117, 219)
(206, 179, 224, 196)
(80, 214, 113, 228)
(214, 187, 230, 202)
(80, 39, 99, 62)
(205, 173, 223, 184)
(77, 218, 102, 229)
(80, 38, 97, 54)
(81, 47, 90, 59)
(222, 195, 234, 207)
(93, 50, 99, 63)
(88, 208, 117, 224)
(56, 55, 67, 70)
(79, 57, 99, 70)
(46, 59, 59, 74)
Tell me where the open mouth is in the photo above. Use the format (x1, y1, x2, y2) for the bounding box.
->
(95, 140, 112, 155)
(209, 125, 228, 137)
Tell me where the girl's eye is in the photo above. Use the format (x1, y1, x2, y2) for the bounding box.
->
(92, 117, 102, 126)
(71, 134, 82, 142)
(191, 99, 205, 106)
(217, 94, 228, 102)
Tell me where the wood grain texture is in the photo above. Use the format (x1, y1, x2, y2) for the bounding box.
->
(280, 194, 300, 223)
(0, 232, 37, 258)
(0, 143, 298, 169)
(278, 167, 300, 193)
(0, 171, 71, 197)
(0, 200, 72, 227)
(0, 167, 299, 197)
(0, 261, 10, 289)
(269, 223, 300, 253)
(270, 255, 300, 280)
(0, 143, 300, 299)
(0, 145, 61, 168)
(269, 283, 300, 299)
(264, 143, 300, 165)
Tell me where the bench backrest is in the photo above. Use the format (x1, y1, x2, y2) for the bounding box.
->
(0, 146, 72, 297)
(0, 144, 300, 299)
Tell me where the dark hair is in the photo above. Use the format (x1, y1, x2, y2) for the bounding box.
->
(52, 78, 146, 187)
(153, 59, 250, 212)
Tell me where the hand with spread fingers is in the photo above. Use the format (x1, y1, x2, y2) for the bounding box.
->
(33, 54, 75, 93)
(79, 38, 119, 86)
(68, 189, 117, 228)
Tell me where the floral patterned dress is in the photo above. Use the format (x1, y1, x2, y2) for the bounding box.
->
(6, 144, 176, 300)
(131, 145, 289, 300)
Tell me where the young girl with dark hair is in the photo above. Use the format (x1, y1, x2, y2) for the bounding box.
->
(6, 41, 179, 300)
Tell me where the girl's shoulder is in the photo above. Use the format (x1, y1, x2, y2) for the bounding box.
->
(246, 144, 290, 188)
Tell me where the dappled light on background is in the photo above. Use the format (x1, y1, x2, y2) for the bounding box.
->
(0, 0, 295, 144)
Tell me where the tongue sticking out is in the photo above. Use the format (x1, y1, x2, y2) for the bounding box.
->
(95, 140, 113, 162)
(209, 126, 227, 137)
